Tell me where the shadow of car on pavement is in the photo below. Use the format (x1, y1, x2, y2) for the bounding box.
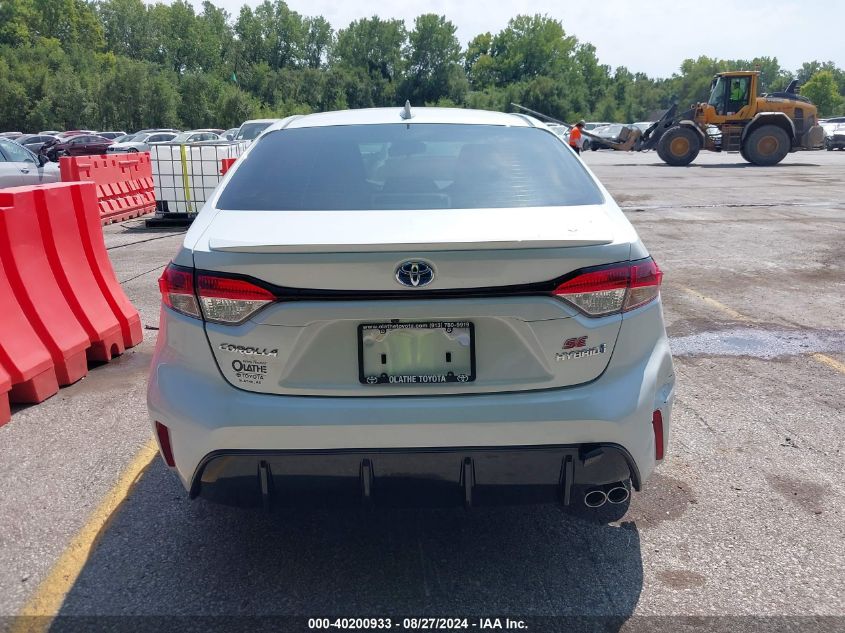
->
(51, 459, 644, 632)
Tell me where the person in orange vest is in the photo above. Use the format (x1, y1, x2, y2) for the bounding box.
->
(569, 120, 585, 154)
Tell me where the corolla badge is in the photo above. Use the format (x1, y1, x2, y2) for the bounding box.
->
(395, 261, 434, 288)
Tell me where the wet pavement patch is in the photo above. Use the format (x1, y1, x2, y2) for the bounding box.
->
(622, 474, 696, 528)
(766, 474, 827, 516)
(670, 328, 845, 360)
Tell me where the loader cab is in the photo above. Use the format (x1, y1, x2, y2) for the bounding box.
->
(707, 73, 756, 118)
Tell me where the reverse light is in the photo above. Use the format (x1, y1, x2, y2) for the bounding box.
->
(552, 258, 663, 317)
(196, 273, 275, 324)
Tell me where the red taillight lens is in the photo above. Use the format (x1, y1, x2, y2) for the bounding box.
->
(624, 258, 663, 312)
(196, 273, 275, 324)
(158, 264, 200, 318)
(155, 421, 175, 467)
(552, 258, 662, 316)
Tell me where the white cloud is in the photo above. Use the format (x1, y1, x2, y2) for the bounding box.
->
(194, 0, 845, 77)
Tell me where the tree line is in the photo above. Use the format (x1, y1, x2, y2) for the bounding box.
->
(1, 0, 844, 132)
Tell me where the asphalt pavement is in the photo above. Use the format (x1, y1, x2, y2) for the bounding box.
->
(0, 149, 843, 631)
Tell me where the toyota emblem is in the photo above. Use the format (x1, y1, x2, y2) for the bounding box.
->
(395, 261, 434, 288)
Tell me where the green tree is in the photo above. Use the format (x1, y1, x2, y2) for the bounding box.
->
(334, 17, 407, 106)
(802, 70, 844, 117)
(0, 58, 30, 129)
(0, 0, 39, 46)
(402, 14, 465, 105)
(195, 1, 233, 71)
(153, 0, 202, 73)
(489, 15, 578, 85)
(574, 43, 609, 114)
(465, 32, 495, 90)
(215, 83, 262, 127)
(34, 0, 104, 49)
(98, 0, 152, 58)
(178, 72, 224, 128)
(303, 16, 332, 69)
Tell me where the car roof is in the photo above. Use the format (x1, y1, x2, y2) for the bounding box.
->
(272, 108, 534, 132)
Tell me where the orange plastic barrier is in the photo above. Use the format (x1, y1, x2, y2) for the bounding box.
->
(0, 187, 90, 385)
(0, 258, 60, 404)
(220, 157, 237, 175)
(0, 181, 143, 424)
(35, 185, 127, 360)
(71, 183, 144, 348)
(0, 365, 10, 426)
(60, 153, 156, 225)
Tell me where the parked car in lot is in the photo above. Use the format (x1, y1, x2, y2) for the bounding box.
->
(233, 119, 279, 142)
(39, 130, 62, 136)
(96, 131, 127, 140)
(825, 123, 845, 150)
(0, 132, 24, 140)
(222, 128, 239, 141)
(46, 134, 113, 160)
(633, 121, 655, 133)
(149, 107, 675, 510)
(55, 130, 95, 140)
(13, 134, 58, 154)
(168, 130, 221, 143)
(706, 124, 723, 150)
(107, 131, 178, 153)
(589, 123, 626, 150)
(820, 116, 845, 138)
(0, 137, 60, 187)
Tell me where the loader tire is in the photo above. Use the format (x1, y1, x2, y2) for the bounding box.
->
(657, 126, 700, 166)
(742, 125, 790, 166)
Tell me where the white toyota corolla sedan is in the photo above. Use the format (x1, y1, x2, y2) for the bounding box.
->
(148, 106, 675, 510)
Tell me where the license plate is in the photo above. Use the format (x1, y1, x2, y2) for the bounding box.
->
(358, 321, 475, 385)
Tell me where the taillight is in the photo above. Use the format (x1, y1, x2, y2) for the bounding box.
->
(158, 263, 275, 324)
(552, 258, 662, 317)
(196, 273, 275, 324)
(158, 264, 200, 318)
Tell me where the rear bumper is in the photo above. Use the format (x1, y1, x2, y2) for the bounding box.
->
(147, 301, 675, 504)
(192, 444, 638, 507)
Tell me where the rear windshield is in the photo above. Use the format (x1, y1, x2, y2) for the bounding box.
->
(217, 124, 604, 210)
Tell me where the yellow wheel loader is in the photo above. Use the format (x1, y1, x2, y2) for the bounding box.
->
(513, 70, 825, 166)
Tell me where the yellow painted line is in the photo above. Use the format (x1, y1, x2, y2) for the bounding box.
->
(680, 286, 844, 374)
(12, 439, 159, 633)
(811, 353, 845, 375)
(680, 286, 753, 322)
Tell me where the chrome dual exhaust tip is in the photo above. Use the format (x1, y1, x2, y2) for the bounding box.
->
(605, 482, 630, 504)
(584, 488, 607, 508)
(584, 481, 631, 508)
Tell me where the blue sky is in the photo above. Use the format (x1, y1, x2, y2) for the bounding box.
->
(203, 0, 844, 78)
